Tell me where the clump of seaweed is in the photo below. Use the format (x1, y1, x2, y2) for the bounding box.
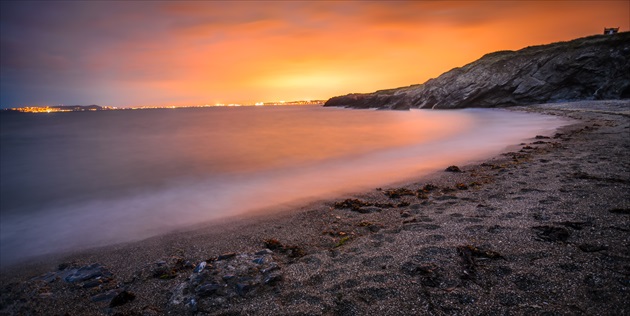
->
(333, 199, 373, 211)
(334, 236, 353, 248)
(263, 239, 306, 258)
(383, 188, 416, 199)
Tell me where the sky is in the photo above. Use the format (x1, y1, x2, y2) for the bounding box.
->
(1, 1, 628, 108)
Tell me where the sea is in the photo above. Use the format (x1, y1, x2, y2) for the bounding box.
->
(0, 105, 568, 266)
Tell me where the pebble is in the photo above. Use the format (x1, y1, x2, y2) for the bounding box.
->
(193, 261, 207, 273)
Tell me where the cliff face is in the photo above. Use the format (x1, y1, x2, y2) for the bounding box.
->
(324, 32, 630, 109)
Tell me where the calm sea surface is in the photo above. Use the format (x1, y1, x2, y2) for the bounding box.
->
(0, 106, 568, 265)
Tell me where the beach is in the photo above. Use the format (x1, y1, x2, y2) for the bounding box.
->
(1, 100, 628, 315)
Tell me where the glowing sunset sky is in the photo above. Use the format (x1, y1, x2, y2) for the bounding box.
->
(1, 1, 628, 108)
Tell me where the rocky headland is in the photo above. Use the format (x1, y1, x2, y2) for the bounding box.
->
(324, 32, 630, 110)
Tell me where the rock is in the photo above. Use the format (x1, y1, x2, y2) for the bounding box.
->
(445, 165, 462, 172)
(252, 257, 265, 264)
(236, 283, 252, 296)
(264, 273, 282, 285)
(110, 290, 136, 307)
(82, 279, 104, 289)
(436, 195, 458, 200)
(151, 257, 192, 279)
(196, 283, 223, 297)
(91, 289, 122, 303)
(532, 226, 570, 242)
(64, 263, 111, 283)
(421, 184, 439, 192)
(261, 264, 280, 274)
(578, 244, 608, 252)
(609, 208, 630, 215)
(558, 221, 591, 230)
(255, 249, 273, 255)
(217, 253, 236, 260)
(193, 261, 207, 273)
(357, 206, 382, 214)
(324, 33, 630, 109)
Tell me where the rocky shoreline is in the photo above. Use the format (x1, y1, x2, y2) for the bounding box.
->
(1, 100, 629, 315)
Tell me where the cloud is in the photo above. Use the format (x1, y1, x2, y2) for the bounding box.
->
(1, 1, 629, 107)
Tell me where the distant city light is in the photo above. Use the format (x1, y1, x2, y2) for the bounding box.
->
(4, 100, 325, 113)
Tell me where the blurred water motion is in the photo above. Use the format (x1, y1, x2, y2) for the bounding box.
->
(0, 106, 567, 265)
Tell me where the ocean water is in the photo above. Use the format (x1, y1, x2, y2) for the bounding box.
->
(0, 105, 568, 265)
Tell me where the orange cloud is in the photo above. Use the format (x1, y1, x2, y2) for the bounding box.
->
(2, 1, 628, 107)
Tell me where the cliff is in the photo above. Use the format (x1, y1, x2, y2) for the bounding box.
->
(324, 32, 630, 109)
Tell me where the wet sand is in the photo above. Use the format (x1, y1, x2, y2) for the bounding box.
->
(1, 100, 629, 315)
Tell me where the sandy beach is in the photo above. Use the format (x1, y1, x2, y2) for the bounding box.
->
(1, 100, 629, 315)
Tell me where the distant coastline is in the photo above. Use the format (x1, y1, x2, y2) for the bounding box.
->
(2, 100, 326, 114)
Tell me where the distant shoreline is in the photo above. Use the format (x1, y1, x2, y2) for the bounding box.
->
(1, 101, 326, 113)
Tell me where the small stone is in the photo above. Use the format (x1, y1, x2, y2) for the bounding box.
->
(91, 289, 122, 303)
(255, 249, 273, 255)
(193, 261, 207, 273)
(82, 279, 103, 288)
(110, 290, 136, 307)
(64, 264, 111, 283)
(263, 239, 284, 250)
(236, 283, 251, 296)
(455, 183, 468, 190)
(532, 226, 570, 242)
(436, 195, 458, 201)
(187, 298, 197, 312)
(57, 262, 70, 270)
(217, 253, 236, 260)
(264, 273, 282, 285)
(262, 264, 280, 274)
(197, 283, 222, 297)
(421, 184, 439, 192)
(578, 244, 608, 252)
(445, 165, 462, 172)
(35, 272, 58, 283)
(357, 206, 382, 214)
(609, 208, 630, 215)
(252, 257, 265, 264)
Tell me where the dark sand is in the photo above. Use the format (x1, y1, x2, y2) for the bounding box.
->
(1, 100, 629, 315)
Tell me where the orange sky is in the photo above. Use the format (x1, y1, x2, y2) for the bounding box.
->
(1, 1, 628, 108)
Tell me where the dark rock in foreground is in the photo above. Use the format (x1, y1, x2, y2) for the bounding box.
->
(324, 32, 630, 109)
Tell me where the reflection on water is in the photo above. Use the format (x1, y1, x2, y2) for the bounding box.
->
(0, 106, 568, 265)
